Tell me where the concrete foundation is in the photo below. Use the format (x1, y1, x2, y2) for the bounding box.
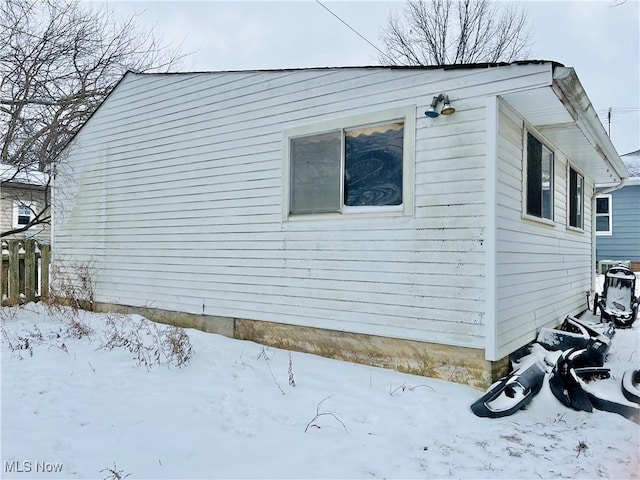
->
(94, 302, 508, 390)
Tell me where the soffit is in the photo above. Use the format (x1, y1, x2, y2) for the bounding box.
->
(501, 87, 624, 185)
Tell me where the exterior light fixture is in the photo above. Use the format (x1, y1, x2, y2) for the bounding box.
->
(440, 94, 455, 115)
(425, 96, 441, 118)
(425, 93, 455, 118)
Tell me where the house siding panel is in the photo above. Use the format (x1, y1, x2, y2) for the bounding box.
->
(494, 99, 593, 358)
(0, 185, 50, 241)
(54, 65, 553, 351)
(596, 185, 640, 263)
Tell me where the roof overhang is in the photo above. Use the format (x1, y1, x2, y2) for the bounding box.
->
(500, 66, 628, 185)
(0, 163, 49, 188)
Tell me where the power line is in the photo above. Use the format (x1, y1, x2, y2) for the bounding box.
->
(596, 107, 640, 137)
(314, 0, 392, 64)
(597, 107, 640, 117)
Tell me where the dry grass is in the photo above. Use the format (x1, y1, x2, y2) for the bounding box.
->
(99, 313, 194, 370)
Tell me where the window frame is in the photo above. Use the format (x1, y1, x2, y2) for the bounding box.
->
(283, 106, 415, 220)
(567, 165, 585, 231)
(523, 131, 555, 225)
(595, 194, 613, 236)
(12, 201, 35, 228)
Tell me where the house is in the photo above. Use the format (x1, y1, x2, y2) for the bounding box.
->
(0, 163, 51, 241)
(595, 150, 640, 272)
(52, 62, 629, 389)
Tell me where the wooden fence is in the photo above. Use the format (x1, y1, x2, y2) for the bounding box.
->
(1, 239, 50, 306)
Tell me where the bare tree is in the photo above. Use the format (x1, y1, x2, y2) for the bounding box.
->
(379, 0, 531, 66)
(0, 0, 182, 238)
(1, 164, 51, 239)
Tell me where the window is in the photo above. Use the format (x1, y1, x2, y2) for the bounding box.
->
(13, 202, 33, 228)
(568, 167, 584, 229)
(290, 122, 404, 215)
(526, 133, 554, 221)
(290, 131, 342, 214)
(286, 108, 414, 217)
(344, 124, 403, 209)
(595, 195, 612, 236)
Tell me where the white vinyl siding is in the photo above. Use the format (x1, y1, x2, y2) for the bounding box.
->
(54, 65, 554, 351)
(0, 185, 50, 240)
(493, 99, 593, 359)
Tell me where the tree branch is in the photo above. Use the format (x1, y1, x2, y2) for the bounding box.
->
(1, 0, 185, 237)
(379, 0, 532, 66)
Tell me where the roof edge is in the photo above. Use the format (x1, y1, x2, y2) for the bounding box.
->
(53, 71, 136, 165)
(128, 59, 564, 76)
(551, 66, 629, 181)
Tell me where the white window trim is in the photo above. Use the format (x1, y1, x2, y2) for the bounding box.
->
(595, 194, 613, 236)
(12, 201, 35, 228)
(282, 106, 416, 220)
(567, 164, 586, 232)
(522, 130, 555, 226)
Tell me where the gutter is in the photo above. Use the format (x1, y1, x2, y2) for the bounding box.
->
(597, 177, 628, 196)
(551, 66, 629, 183)
(551, 66, 631, 296)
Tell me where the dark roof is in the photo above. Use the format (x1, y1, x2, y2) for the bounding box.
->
(127, 59, 564, 76)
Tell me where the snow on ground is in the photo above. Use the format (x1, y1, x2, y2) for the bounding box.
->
(1, 288, 639, 479)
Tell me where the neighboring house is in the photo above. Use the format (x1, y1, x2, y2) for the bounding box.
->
(0, 163, 51, 241)
(595, 149, 640, 272)
(53, 62, 628, 389)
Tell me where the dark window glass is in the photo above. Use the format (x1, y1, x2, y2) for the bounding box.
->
(526, 134, 542, 217)
(596, 197, 609, 214)
(344, 123, 403, 207)
(527, 133, 553, 220)
(569, 168, 584, 228)
(596, 215, 610, 232)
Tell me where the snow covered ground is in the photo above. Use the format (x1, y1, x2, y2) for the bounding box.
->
(1, 285, 639, 479)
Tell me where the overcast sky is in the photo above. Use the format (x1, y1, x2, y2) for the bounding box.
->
(103, 0, 640, 156)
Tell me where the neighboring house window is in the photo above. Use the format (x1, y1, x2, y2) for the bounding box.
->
(13, 202, 33, 227)
(568, 167, 584, 229)
(526, 132, 554, 221)
(595, 195, 612, 236)
(286, 107, 414, 217)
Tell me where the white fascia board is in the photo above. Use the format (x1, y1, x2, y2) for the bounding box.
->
(551, 67, 629, 182)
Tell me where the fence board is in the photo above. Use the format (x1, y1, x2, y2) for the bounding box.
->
(41, 244, 50, 301)
(1, 239, 49, 306)
(8, 241, 19, 304)
(0, 245, 5, 302)
(25, 240, 36, 302)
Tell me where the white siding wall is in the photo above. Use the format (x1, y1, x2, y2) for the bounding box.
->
(1, 185, 50, 241)
(494, 99, 594, 359)
(55, 65, 552, 350)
